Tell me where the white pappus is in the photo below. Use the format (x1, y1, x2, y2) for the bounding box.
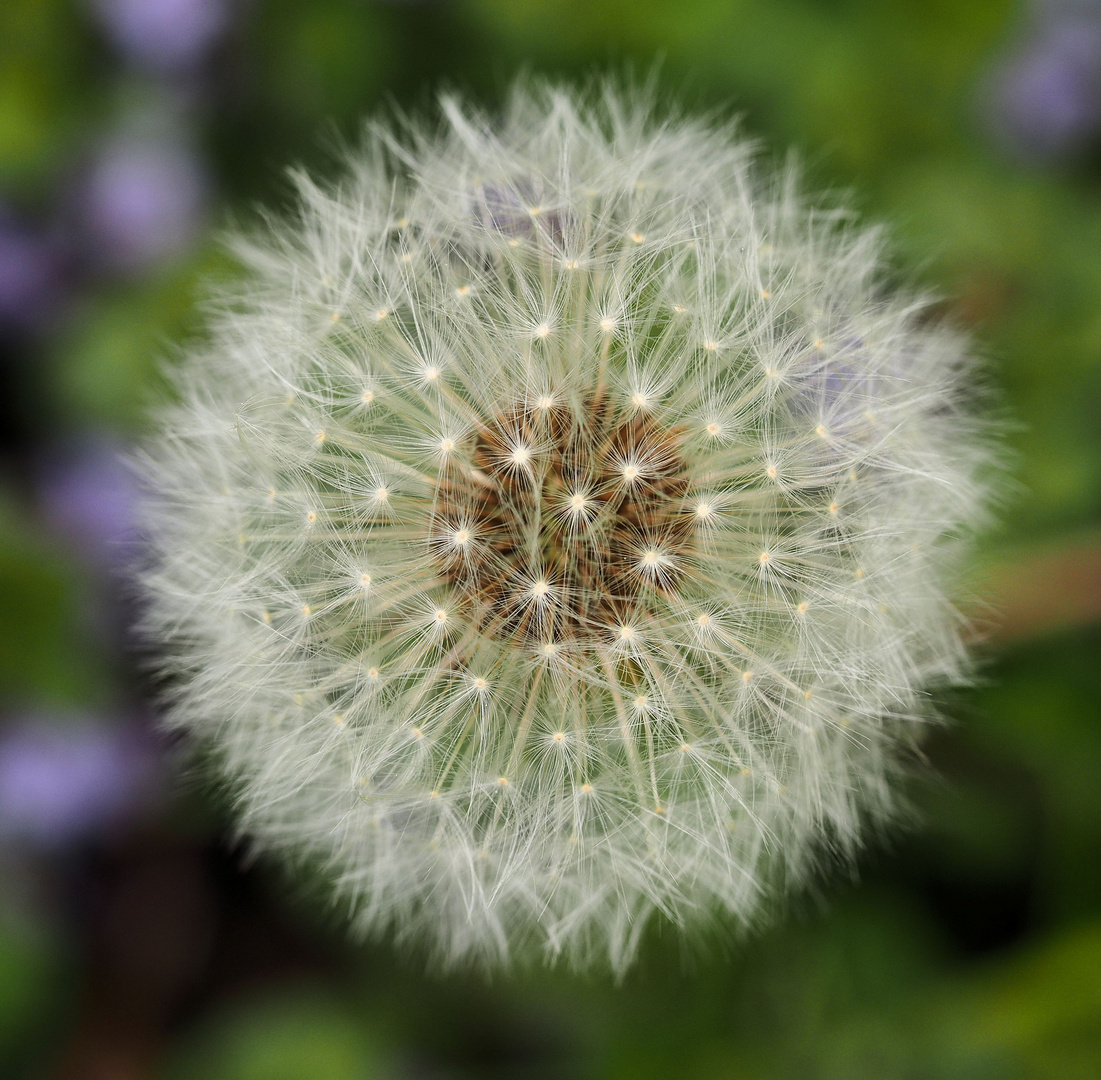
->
(138, 81, 997, 974)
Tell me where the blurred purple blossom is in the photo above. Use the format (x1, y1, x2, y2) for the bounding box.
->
(473, 179, 569, 244)
(36, 435, 143, 571)
(89, 0, 232, 75)
(0, 209, 63, 332)
(81, 133, 208, 270)
(0, 718, 160, 849)
(987, 7, 1101, 158)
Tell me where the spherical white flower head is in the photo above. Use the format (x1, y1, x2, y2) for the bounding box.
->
(140, 84, 994, 973)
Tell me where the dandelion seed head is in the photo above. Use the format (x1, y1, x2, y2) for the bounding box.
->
(139, 81, 998, 976)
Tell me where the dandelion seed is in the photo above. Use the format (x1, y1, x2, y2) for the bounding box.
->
(139, 80, 998, 976)
(506, 442, 533, 468)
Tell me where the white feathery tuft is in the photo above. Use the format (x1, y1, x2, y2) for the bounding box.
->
(138, 81, 997, 974)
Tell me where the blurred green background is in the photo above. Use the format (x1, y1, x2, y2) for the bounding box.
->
(1, 1, 1100, 1077)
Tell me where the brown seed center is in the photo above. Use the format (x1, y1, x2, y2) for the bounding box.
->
(433, 395, 694, 645)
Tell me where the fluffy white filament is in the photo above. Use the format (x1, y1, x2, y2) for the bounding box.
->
(139, 82, 993, 973)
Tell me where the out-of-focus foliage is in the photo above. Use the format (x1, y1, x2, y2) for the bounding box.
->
(0, 0, 1099, 1078)
(160, 987, 389, 1080)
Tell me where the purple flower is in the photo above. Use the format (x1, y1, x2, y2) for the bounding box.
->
(0, 208, 62, 332)
(36, 435, 143, 571)
(987, 10, 1101, 158)
(0, 718, 159, 849)
(89, 0, 231, 75)
(81, 133, 208, 270)
(472, 179, 569, 244)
